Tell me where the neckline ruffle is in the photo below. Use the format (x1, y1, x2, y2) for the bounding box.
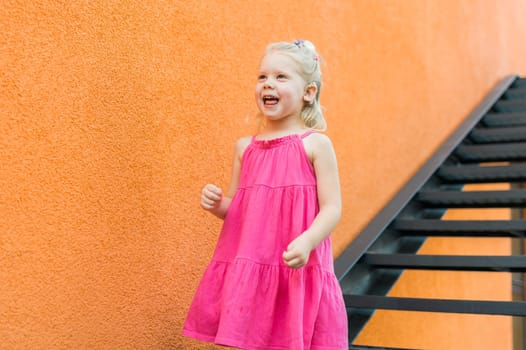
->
(252, 134, 301, 148)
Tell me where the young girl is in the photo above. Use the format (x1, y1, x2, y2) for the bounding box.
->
(183, 40, 348, 350)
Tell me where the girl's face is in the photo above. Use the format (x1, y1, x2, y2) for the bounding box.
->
(255, 52, 310, 125)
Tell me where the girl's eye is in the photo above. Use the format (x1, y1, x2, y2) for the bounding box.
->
(258, 75, 266, 81)
(277, 74, 287, 80)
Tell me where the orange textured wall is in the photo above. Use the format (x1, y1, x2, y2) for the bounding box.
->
(2, 1, 526, 349)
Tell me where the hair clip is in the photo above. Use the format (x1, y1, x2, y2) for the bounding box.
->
(293, 39, 304, 47)
(313, 55, 320, 62)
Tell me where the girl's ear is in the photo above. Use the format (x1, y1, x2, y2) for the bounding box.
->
(303, 83, 318, 103)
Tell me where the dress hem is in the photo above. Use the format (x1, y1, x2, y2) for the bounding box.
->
(183, 328, 346, 350)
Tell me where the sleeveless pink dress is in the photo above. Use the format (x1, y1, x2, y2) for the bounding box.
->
(183, 131, 348, 350)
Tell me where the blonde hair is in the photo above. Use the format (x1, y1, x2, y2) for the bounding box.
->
(260, 40, 326, 130)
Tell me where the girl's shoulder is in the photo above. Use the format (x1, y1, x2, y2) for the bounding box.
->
(303, 131, 336, 162)
(304, 130, 332, 142)
(303, 131, 334, 150)
(233, 135, 253, 159)
(236, 135, 253, 149)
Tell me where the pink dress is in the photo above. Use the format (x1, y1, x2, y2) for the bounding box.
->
(183, 131, 348, 350)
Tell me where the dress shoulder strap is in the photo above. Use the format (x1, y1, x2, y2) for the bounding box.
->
(300, 129, 319, 139)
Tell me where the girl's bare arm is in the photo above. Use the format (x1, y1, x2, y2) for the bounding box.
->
(283, 133, 341, 268)
(200, 137, 251, 219)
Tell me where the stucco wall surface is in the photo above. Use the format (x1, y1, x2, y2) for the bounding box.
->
(2, 1, 526, 349)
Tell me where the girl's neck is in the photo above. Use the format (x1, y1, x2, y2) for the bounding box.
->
(260, 119, 306, 138)
(264, 114, 304, 131)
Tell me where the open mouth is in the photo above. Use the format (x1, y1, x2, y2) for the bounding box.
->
(262, 95, 279, 106)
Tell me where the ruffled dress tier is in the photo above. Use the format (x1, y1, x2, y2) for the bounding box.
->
(183, 131, 348, 350)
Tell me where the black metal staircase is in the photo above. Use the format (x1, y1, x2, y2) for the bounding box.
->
(335, 75, 526, 348)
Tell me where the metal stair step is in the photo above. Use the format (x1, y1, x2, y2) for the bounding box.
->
(493, 99, 526, 112)
(392, 219, 526, 237)
(362, 253, 526, 272)
(469, 125, 526, 143)
(345, 295, 526, 316)
(503, 88, 526, 100)
(482, 112, 526, 127)
(437, 163, 526, 183)
(417, 189, 526, 208)
(454, 142, 526, 162)
(513, 77, 526, 88)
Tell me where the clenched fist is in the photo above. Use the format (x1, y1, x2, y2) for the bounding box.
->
(201, 184, 223, 210)
(282, 234, 314, 269)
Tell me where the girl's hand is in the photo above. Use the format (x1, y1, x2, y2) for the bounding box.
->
(201, 184, 223, 210)
(282, 234, 314, 269)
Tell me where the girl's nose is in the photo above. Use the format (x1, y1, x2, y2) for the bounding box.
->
(264, 80, 274, 89)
